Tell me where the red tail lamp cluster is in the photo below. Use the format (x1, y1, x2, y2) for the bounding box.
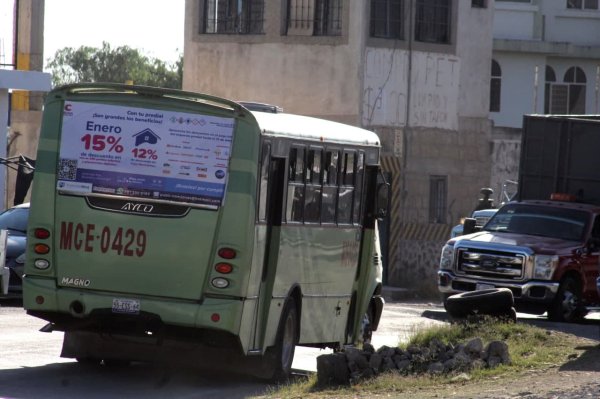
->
(211, 247, 236, 290)
(33, 228, 51, 270)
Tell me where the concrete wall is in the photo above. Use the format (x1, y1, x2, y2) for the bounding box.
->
(540, 1, 600, 45)
(492, 0, 600, 129)
(183, 0, 495, 296)
(493, 2, 539, 40)
(363, 49, 459, 130)
(183, 0, 365, 124)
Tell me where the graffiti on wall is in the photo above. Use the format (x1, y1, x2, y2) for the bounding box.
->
(363, 48, 408, 127)
(363, 48, 460, 130)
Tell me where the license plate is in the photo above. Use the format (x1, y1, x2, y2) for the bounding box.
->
(112, 298, 140, 314)
(476, 283, 494, 291)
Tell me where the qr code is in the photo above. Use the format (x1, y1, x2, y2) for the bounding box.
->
(58, 159, 78, 180)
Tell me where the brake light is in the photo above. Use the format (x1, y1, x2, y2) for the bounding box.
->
(550, 193, 576, 202)
(218, 247, 236, 259)
(34, 244, 50, 254)
(215, 263, 233, 274)
(34, 228, 50, 239)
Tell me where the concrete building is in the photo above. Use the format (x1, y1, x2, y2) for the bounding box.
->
(490, 0, 600, 194)
(183, 0, 495, 295)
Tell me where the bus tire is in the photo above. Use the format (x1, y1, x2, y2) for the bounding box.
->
(266, 297, 298, 382)
(361, 303, 374, 345)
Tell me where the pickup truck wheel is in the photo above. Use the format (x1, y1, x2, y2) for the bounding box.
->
(444, 288, 514, 318)
(548, 277, 587, 323)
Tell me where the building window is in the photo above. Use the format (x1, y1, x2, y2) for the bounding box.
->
(567, 0, 599, 10)
(415, 0, 451, 44)
(544, 66, 586, 114)
(490, 59, 501, 112)
(471, 0, 486, 7)
(429, 175, 447, 224)
(286, 0, 342, 36)
(370, 0, 404, 39)
(564, 66, 586, 114)
(203, 0, 265, 34)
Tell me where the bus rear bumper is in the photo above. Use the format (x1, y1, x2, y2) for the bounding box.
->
(23, 276, 244, 340)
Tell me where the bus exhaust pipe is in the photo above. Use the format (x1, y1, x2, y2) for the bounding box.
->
(69, 301, 86, 318)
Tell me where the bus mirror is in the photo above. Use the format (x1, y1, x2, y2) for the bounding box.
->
(376, 182, 390, 219)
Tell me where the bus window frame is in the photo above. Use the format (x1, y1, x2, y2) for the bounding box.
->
(321, 148, 341, 225)
(257, 141, 271, 223)
(337, 149, 357, 226)
(286, 145, 306, 224)
(304, 146, 324, 225)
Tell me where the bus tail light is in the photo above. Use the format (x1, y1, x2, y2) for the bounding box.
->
(215, 263, 233, 274)
(211, 277, 230, 289)
(34, 228, 51, 239)
(34, 259, 50, 270)
(34, 244, 50, 255)
(211, 313, 220, 322)
(218, 247, 236, 259)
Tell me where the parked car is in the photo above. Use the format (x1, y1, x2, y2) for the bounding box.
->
(0, 202, 29, 296)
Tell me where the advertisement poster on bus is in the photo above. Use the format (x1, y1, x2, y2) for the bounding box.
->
(57, 101, 234, 207)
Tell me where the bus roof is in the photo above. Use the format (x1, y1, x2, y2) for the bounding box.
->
(250, 111, 381, 147)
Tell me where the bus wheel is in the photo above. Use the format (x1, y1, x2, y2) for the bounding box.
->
(268, 297, 298, 381)
(360, 304, 374, 346)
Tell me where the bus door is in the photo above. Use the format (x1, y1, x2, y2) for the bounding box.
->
(252, 143, 286, 350)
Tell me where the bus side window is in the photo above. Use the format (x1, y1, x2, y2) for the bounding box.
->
(304, 149, 322, 223)
(338, 151, 355, 224)
(258, 143, 271, 222)
(286, 147, 305, 223)
(321, 150, 339, 224)
(353, 151, 364, 225)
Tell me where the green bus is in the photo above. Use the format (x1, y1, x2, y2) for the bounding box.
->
(23, 84, 387, 379)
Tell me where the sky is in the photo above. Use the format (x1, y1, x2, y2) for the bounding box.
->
(0, 0, 185, 70)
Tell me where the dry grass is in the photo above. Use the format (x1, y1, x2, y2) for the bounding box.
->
(254, 318, 583, 399)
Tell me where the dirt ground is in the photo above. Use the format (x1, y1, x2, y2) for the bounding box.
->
(408, 334, 600, 399)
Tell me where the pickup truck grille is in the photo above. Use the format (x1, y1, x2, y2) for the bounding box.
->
(456, 248, 525, 280)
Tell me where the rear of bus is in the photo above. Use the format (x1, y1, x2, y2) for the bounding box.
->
(23, 84, 261, 369)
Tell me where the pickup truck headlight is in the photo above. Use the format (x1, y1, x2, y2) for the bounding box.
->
(439, 244, 455, 270)
(533, 255, 558, 280)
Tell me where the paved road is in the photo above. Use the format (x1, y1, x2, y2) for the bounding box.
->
(1, 298, 599, 398)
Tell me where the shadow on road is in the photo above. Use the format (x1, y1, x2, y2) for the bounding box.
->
(0, 361, 277, 399)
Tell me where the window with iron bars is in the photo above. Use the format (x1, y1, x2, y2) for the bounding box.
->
(415, 0, 451, 44)
(370, 0, 404, 39)
(429, 175, 447, 224)
(286, 0, 342, 36)
(203, 0, 265, 34)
